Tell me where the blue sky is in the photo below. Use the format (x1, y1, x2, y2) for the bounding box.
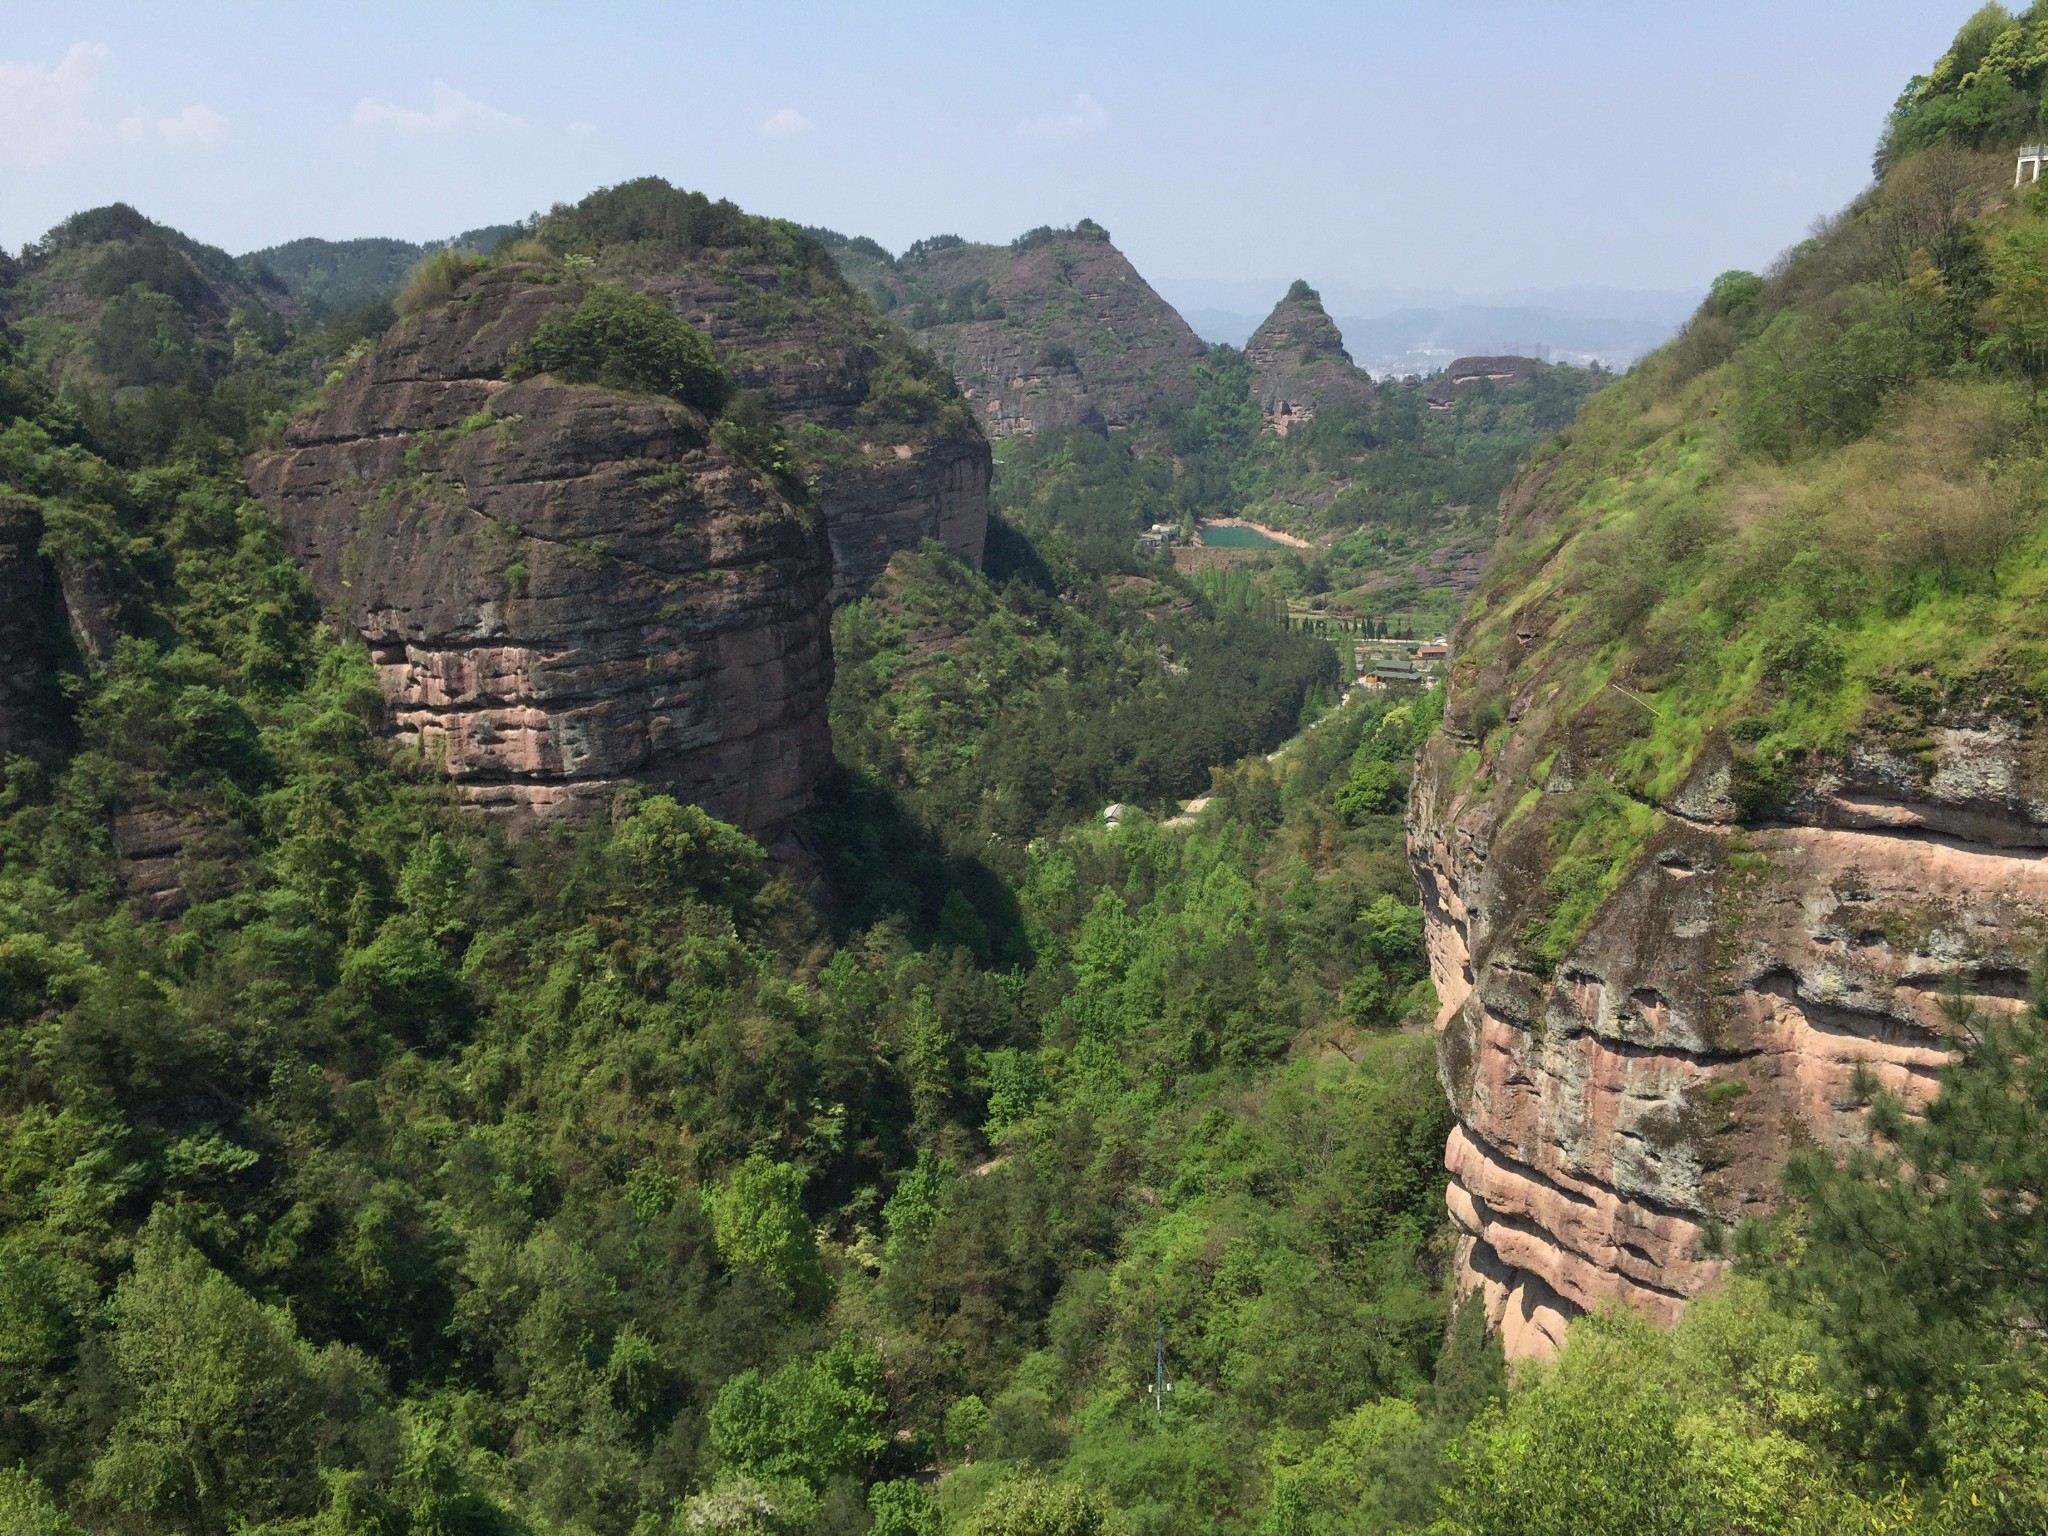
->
(0, 2, 1962, 297)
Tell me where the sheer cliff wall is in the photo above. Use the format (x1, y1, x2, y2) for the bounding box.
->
(248, 184, 995, 840)
(1409, 456, 2048, 1360)
(247, 266, 835, 839)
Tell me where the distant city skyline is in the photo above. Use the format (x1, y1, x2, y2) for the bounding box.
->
(0, 2, 1964, 297)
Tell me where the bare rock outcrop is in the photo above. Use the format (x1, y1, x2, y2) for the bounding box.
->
(1244, 281, 1376, 434)
(247, 267, 834, 839)
(840, 223, 1208, 441)
(1410, 471, 2048, 1359)
(624, 245, 990, 599)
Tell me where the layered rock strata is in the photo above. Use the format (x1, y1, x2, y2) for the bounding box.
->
(627, 260, 989, 598)
(247, 267, 834, 838)
(1244, 281, 1376, 433)
(1411, 514, 2048, 1361)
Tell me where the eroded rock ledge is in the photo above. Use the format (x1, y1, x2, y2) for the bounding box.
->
(1411, 649, 2048, 1359)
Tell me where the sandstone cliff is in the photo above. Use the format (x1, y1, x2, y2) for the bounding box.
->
(1244, 281, 1375, 433)
(1400, 137, 2048, 1357)
(248, 181, 994, 837)
(237, 181, 992, 604)
(247, 263, 834, 839)
(592, 210, 989, 597)
(1413, 718, 2048, 1358)
(832, 222, 1207, 441)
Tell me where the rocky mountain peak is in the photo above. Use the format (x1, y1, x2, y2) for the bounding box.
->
(1245, 279, 1375, 433)
(827, 222, 1207, 441)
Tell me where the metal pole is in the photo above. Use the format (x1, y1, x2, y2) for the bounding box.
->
(1155, 1321, 1164, 1422)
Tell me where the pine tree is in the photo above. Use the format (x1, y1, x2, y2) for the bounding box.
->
(1757, 984, 2048, 1465)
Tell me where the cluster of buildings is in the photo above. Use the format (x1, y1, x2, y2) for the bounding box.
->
(1358, 638, 1448, 690)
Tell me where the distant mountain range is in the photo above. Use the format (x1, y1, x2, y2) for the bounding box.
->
(1160, 279, 1699, 374)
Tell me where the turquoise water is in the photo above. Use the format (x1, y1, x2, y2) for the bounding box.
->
(1199, 523, 1285, 548)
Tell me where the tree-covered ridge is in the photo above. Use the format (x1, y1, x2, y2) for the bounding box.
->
(1182, 358, 1604, 635)
(1887, 1, 2048, 163)
(818, 540, 1339, 870)
(0, 279, 1464, 1528)
(816, 215, 1607, 638)
(247, 224, 528, 319)
(965, 346, 1602, 640)
(0, 203, 357, 459)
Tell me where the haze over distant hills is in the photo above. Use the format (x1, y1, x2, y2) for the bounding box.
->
(1158, 277, 1699, 374)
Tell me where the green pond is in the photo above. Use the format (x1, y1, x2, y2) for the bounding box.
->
(1199, 523, 1285, 548)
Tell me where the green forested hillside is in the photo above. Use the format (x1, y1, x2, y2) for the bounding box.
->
(9, 5, 2048, 1522)
(1442, 100, 2048, 965)
(1196, 359, 1604, 634)
(0, 188, 1471, 1536)
(820, 222, 1604, 637)
(247, 225, 528, 318)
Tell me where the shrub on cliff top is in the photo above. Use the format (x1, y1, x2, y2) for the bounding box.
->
(394, 247, 486, 316)
(510, 281, 729, 413)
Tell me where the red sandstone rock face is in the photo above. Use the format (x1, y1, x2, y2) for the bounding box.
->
(246, 269, 834, 840)
(814, 438, 988, 603)
(1410, 537, 2048, 1362)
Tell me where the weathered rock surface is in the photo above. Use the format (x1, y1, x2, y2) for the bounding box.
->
(247, 267, 834, 839)
(1244, 281, 1375, 434)
(625, 255, 990, 598)
(1425, 356, 1548, 410)
(1410, 479, 2048, 1359)
(834, 225, 1208, 441)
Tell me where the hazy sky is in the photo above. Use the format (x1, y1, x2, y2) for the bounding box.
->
(0, 2, 1962, 296)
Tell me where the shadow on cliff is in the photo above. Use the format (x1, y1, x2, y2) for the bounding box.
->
(795, 765, 1031, 969)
